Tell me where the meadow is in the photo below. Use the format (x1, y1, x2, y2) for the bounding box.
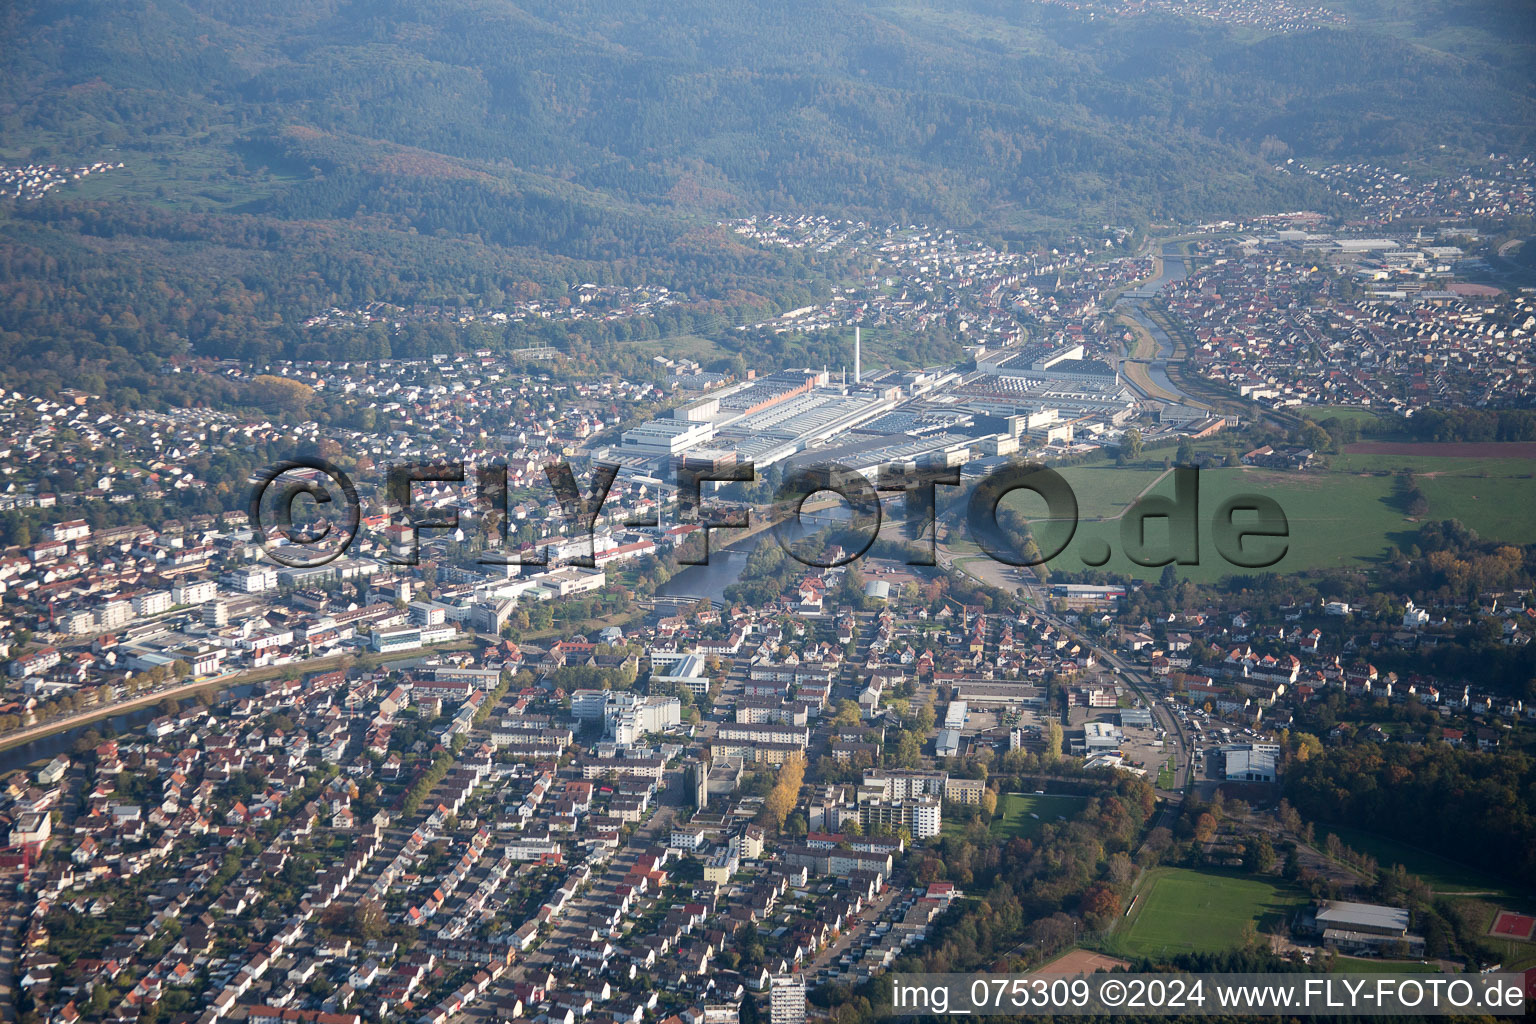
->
(1110, 868, 1303, 957)
(1318, 824, 1518, 898)
(996, 454, 1536, 583)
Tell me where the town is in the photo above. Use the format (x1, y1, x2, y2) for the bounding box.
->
(0, 164, 1534, 1024)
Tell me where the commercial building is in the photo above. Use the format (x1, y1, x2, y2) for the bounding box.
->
(1221, 743, 1280, 783)
(1079, 721, 1123, 755)
(650, 650, 711, 696)
(370, 624, 457, 653)
(943, 700, 969, 730)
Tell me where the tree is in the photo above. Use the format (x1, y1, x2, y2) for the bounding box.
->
(1106, 851, 1135, 885)
(1193, 812, 1217, 842)
(1120, 428, 1143, 462)
(1080, 883, 1121, 930)
(761, 752, 806, 830)
(1045, 721, 1064, 762)
(250, 374, 315, 414)
(1277, 798, 1302, 834)
(1244, 834, 1276, 873)
(832, 700, 862, 727)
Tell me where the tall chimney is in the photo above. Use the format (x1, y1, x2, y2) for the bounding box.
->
(854, 326, 861, 385)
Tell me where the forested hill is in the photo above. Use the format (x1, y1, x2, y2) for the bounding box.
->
(9, 0, 1533, 225)
(0, 0, 1532, 396)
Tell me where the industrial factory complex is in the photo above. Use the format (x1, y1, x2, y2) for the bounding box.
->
(599, 338, 1151, 484)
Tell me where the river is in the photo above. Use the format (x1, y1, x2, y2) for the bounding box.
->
(656, 505, 850, 604)
(0, 683, 257, 776)
(1117, 250, 1190, 402)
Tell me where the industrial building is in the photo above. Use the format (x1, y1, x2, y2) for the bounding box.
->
(1220, 742, 1280, 783)
(1310, 900, 1425, 957)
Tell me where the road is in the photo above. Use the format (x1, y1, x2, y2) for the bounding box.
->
(931, 503, 1192, 803)
(518, 773, 685, 975)
(0, 900, 19, 1024)
(805, 883, 900, 974)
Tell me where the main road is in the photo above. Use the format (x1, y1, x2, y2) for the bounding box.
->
(930, 506, 1192, 801)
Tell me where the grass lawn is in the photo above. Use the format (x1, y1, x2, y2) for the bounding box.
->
(1111, 868, 1303, 958)
(1331, 955, 1441, 973)
(992, 458, 1536, 583)
(1319, 824, 1517, 898)
(1305, 406, 1388, 426)
(990, 792, 1087, 840)
(1156, 757, 1177, 789)
(1053, 464, 1169, 520)
(620, 333, 729, 361)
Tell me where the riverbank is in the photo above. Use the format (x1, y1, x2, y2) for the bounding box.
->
(0, 640, 476, 764)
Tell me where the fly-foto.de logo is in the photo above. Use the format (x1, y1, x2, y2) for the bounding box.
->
(248, 457, 1290, 572)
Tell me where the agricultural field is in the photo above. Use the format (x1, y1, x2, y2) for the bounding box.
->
(990, 792, 1087, 840)
(1111, 868, 1303, 957)
(1001, 456, 1536, 583)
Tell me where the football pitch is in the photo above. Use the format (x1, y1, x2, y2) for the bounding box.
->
(1111, 868, 1302, 957)
(990, 793, 1087, 839)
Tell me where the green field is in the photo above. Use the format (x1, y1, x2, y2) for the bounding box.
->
(1330, 955, 1441, 974)
(1305, 406, 1388, 426)
(1331, 455, 1536, 544)
(1458, 899, 1536, 973)
(1319, 824, 1517, 898)
(991, 792, 1087, 840)
(998, 457, 1536, 583)
(1055, 464, 1169, 521)
(620, 333, 729, 361)
(1112, 868, 1303, 957)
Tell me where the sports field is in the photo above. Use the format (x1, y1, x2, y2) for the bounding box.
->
(991, 792, 1086, 839)
(1112, 868, 1302, 957)
(1033, 949, 1133, 976)
(1468, 900, 1536, 972)
(1490, 910, 1536, 941)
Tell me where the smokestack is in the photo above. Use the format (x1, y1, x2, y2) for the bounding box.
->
(854, 326, 861, 385)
